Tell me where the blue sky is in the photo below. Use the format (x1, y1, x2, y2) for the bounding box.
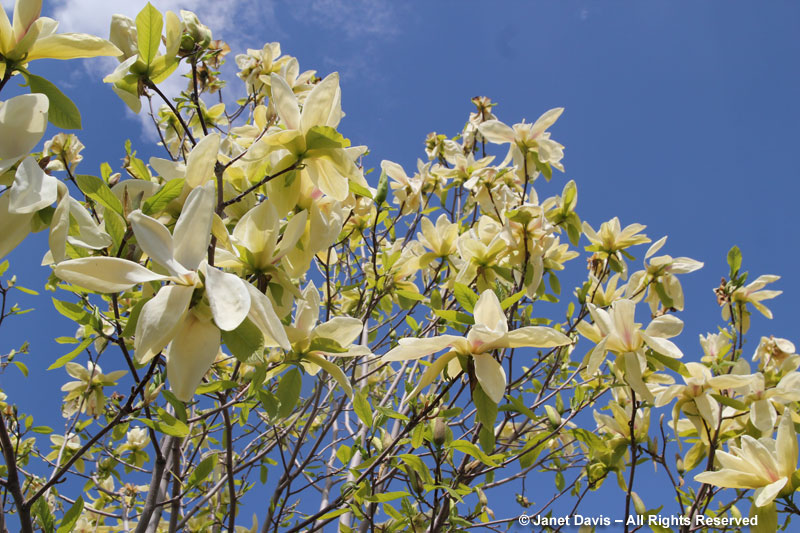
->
(2, 0, 799, 525)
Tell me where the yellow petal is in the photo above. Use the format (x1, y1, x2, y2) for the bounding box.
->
(27, 33, 121, 61)
(473, 352, 507, 404)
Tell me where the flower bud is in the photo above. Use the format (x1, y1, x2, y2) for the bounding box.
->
(432, 417, 447, 447)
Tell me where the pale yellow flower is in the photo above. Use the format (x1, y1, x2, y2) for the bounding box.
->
(694, 411, 798, 507)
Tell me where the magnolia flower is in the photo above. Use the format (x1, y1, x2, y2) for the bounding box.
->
(61, 362, 126, 418)
(383, 290, 572, 403)
(0, 0, 120, 78)
(725, 274, 782, 320)
(417, 214, 459, 268)
(455, 215, 512, 292)
(286, 282, 370, 398)
(381, 160, 424, 214)
(654, 362, 754, 438)
(583, 217, 650, 256)
(53, 184, 290, 401)
(576, 299, 684, 401)
(478, 108, 565, 178)
(743, 372, 800, 434)
(694, 411, 798, 507)
(699, 332, 732, 364)
(753, 336, 798, 372)
(625, 237, 703, 312)
(263, 72, 359, 202)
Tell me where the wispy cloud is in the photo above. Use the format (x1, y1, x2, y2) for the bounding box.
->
(291, 0, 400, 40)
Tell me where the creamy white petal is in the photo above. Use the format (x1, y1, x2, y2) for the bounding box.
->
(313, 317, 363, 347)
(269, 73, 300, 131)
(473, 352, 507, 404)
(478, 120, 516, 144)
(166, 311, 221, 402)
(129, 210, 187, 277)
(173, 182, 214, 271)
(244, 283, 291, 350)
(642, 333, 683, 359)
(383, 335, 462, 362)
(185, 133, 220, 188)
(473, 289, 507, 333)
(645, 314, 683, 339)
(0, 94, 49, 174)
(0, 194, 33, 259)
(134, 284, 193, 363)
(205, 266, 250, 331)
(502, 326, 572, 349)
(8, 157, 57, 213)
(755, 478, 788, 508)
(55, 257, 169, 293)
(300, 72, 339, 133)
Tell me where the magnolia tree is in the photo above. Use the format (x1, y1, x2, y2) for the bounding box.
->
(0, 2, 797, 532)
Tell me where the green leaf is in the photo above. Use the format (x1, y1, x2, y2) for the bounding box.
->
(75, 174, 124, 217)
(397, 454, 433, 484)
(31, 426, 53, 434)
(221, 318, 265, 364)
(500, 290, 526, 310)
(187, 454, 217, 488)
(374, 168, 388, 206)
(136, 2, 163, 67)
(0, 260, 8, 276)
(472, 384, 498, 428)
(142, 178, 185, 215)
(56, 496, 84, 533)
(307, 337, 349, 354)
(52, 298, 92, 325)
(727, 245, 742, 278)
(34, 497, 55, 533)
(140, 408, 189, 437)
(364, 491, 409, 503)
(276, 367, 302, 419)
(395, 289, 425, 302)
(432, 309, 474, 325)
(122, 297, 149, 338)
(21, 71, 81, 129)
(195, 380, 238, 395)
(48, 337, 93, 370)
(453, 283, 478, 313)
(348, 180, 373, 200)
(448, 440, 497, 467)
(648, 349, 689, 377)
(353, 390, 373, 428)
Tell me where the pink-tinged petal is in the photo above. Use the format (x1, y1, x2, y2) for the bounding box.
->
(645, 314, 683, 338)
(205, 266, 250, 331)
(244, 283, 290, 350)
(408, 351, 458, 399)
(129, 210, 186, 277)
(8, 157, 57, 213)
(473, 352, 507, 404)
(300, 72, 339, 133)
(383, 335, 462, 362)
(473, 289, 507, 333)
(478, 120, 516, 144)
(313, 317, 363, 347)
(166, 310, 221, 402)
(306, 352, 352, 399)
(184, 133, 220, 188)
(269, 73, 300, 130)
(0, 94, 49, 174)
(55, 257, 169, 293)
(173, 182, 214, 271)
(12, 0, 42, 44)
(134, 284, 193, 363)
